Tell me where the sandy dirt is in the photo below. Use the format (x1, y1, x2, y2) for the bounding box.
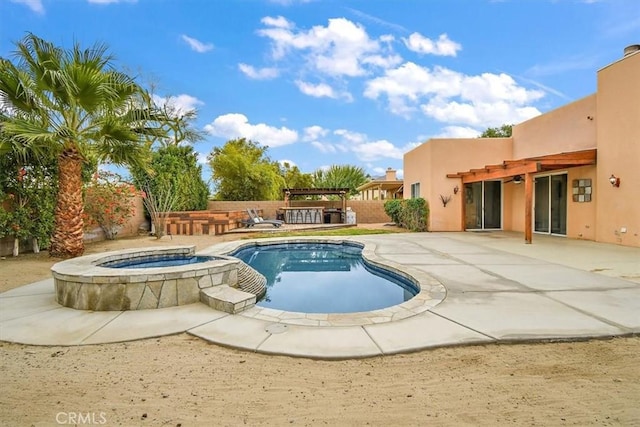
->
(1, 230, 639, 426)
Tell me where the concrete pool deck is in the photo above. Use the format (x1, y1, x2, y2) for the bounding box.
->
(1, 232, 639, 359)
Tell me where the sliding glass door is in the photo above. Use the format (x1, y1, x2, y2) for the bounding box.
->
(534, 174, 567, 235)
(464, 181, 502, 230)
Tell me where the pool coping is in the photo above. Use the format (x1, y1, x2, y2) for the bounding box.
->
(1, 232, 639, 359)
(200, 237, 447, 327)
(50, 246, 246, 311)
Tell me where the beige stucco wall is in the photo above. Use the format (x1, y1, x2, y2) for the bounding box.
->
(595, 51, 640, 247)
(512, 95, 597, 159)
(404, 138, 512, 231)
(566, 166, 598, 241)
(503, 166, 597, 239)
(402, 49, 638, 247)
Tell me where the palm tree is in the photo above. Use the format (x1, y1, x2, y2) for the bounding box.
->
(0, 33, 162, 257)
(312, 165, 369, 197)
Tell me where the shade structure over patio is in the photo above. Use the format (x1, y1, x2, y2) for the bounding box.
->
(282, 188, 350, 223)
(447, 149, 597, 244)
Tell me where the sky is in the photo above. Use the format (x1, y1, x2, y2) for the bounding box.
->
(2, 0, 639, 183)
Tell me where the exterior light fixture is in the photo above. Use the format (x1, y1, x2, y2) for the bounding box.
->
(453, 185, 459, 194)
(609, 174, 620, 187)
(512, 175, 523, 184)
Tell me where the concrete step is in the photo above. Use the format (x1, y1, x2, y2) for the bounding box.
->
(200, 285, 256, 314)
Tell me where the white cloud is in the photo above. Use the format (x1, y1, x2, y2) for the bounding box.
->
(258, 16, 399, 77)
(333, 129, 414, 162)
(304, 126, 335, 153)
(334, 129, 367, 144)
(364, 62, 544, 126)
(238, 63, 280, 80)
(371, 167, 387, 176)
(10, 0, 44, 14)
(181, 34, 214, 53)
(351, 140, 405, 162)
(403, 32, 462, 57)
(196, 152, 209, 165)
(204, 113, 298, 147)
(422, 99, 541, 127)
(295, 80, 337, 98)
(303, 125, 329, 141)
(152, 94, 204, 116)
(260, 15, 294, 29)
(345, 7, 408, 33)
(311, 141, 337, 153)
(278, 159, 297, 167)
(434, 126, 481, 138)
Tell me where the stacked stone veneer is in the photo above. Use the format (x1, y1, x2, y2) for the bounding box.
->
(52, 246, 266, 313)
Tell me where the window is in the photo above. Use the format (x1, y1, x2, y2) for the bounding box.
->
(410, 182, 420, 198)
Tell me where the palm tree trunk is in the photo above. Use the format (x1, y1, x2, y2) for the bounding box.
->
(49, 148, 85, 258)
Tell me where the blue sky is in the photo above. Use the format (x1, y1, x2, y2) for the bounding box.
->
(2, 0, 639, 182)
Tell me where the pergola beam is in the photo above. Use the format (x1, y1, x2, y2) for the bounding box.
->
(447, 149, 597, 244)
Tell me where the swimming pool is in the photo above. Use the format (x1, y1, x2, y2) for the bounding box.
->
(230, 242, 419, 313)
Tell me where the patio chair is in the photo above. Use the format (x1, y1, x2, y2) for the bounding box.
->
(240, 208, 283, 228)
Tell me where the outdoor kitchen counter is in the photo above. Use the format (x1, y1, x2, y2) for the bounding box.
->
(281, 207, 324, 224)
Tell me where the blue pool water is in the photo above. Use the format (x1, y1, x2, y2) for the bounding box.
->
(103, 255, 216, 269)
(231, 242, 418, 313)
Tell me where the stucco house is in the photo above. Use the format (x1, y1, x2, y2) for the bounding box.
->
(357, 168, 403, 201)
(403, 45, 639, 247)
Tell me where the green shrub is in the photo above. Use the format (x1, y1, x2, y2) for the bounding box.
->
(383, 199, 403, 225)
(384, 198, 429, 232)
(402, 198, 429, 232)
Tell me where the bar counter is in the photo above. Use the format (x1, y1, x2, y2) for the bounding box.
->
(281, 207, 324, 224)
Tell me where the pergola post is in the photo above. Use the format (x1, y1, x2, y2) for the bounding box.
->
(447, 150, 596, 244)
(460, 183, 466, 231)
(524, 172, 533, 244)
(341, 192, 347, 222)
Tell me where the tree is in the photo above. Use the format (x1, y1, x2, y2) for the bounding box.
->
(208, 138, 284, 201)
(0, 33, 163, 257)
(131, 145, 209, 211)
(83, 170, 138, 240)
(153, 100, 206, 148)
(131, 94, 209, 211)
(312, 165, 369, 197)
(138, 179, 179, 239)
(0, 149, 57, 255)
(480, 124, 513, 138)
(280, 161, 313, 190)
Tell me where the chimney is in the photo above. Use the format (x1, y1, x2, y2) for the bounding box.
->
(623, 44, 640, 57)
(385, 167, 397, 181)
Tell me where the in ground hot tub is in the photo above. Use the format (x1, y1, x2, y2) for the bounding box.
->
(52, 246, 266, 312)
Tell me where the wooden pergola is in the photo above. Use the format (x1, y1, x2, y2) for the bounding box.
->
(283, 187, 350, 214)
(447, 149, 597, 244)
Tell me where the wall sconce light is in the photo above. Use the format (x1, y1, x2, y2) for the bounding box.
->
(609, 174, 620, 187)
(512, 175, 523, 184)
(453, 185, 459, 195)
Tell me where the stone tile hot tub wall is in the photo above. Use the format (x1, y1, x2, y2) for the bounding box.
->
(51, 246, 266, 312)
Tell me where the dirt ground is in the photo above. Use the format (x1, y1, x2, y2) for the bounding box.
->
(1, 229, 639, 426)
